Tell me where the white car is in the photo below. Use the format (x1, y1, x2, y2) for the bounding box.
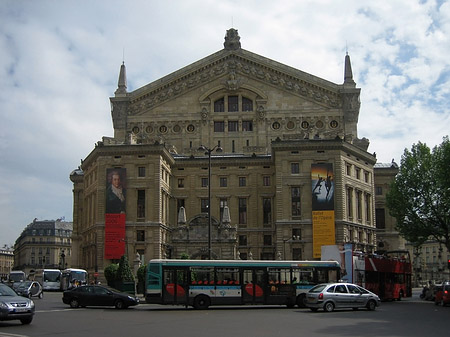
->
(306, 282, 381, 312)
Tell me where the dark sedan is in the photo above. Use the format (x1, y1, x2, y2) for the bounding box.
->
(62, 285, 139, 309)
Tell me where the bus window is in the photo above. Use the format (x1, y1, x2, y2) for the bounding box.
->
(216, 268, 239, 285)
(190, 268, 214, 285)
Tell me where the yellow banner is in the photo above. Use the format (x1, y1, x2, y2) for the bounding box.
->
(312, 210, 335, 258)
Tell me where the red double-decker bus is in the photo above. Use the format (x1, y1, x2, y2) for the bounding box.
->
(353, 250, 412, 301)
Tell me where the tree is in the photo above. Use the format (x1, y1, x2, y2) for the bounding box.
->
(117, 255, 134, 282)
(104, 263, 119, 287)
(386, 136, 450, 252)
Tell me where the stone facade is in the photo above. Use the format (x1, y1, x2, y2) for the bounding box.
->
(70, 29, 381, 278)
(13, 219, 73, 275)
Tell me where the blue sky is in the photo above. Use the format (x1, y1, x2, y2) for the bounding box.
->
(1, 0, 449, 246)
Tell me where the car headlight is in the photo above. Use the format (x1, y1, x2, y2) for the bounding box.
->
(127, 296, 134, 301)
(29, 300, 35, 308)
(0, 301, 8, 309)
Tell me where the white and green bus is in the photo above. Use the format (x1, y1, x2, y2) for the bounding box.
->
(34, 269, 62, 291)
(145, 259, 340, 309)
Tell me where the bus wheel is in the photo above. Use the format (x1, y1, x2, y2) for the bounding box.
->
(193, 295, 210, 310)
(297, 294, 306, 308)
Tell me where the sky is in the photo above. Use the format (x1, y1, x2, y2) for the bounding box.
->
(1, 0, 449, 247)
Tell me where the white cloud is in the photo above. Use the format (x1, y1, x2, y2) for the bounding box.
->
(0, 0, 449, 245)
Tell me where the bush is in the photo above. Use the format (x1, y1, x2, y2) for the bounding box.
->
(117, 255, 134, 282)
(104, 263, 119, 286)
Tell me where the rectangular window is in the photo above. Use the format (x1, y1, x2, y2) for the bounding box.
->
(292, 228, 302, 240)
(136, 230, 145, 242)
(263, 235, 272, 246)
(291, 187, 301, 216)
(355, 168, 361, 180)
(201, 199, 209, 213)
(291, 163, 300, 174)
(239, 235, 247, 246)
(263, 176, 270, 186)
(137, 190, 145, 218)
(178, 178, 184, 188)
(356, 191, 362, 220)
(138, 167, 146, 177)
(214, 121, 225, 132)
(365, 194, 371, 223)
(346, 164, 352, 175)
(347, 187, 353, 219)
(376, 208, 386, 229)
(238, 198, 247, 224)
(201, 177, 208, 187)
(242, 97, 253, 111)
(214, 98, 224, 112)
(292, 248, 302, 260)
(364, 171, 370, 183)
(228, 95, 238, 112)
(242, 120, 253, 131)
(239, 177, 247, 187)
(375, 186, 383, 195)
(228, 120, 239, 132)
(220, 177, 227, 187)
(263, 198, 272, 224)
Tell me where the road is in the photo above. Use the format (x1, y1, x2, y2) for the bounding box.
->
(0, 289, 448, 337)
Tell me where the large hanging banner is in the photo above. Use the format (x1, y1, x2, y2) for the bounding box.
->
(311, 163, 335, 258)
(105, 168, 126, 259)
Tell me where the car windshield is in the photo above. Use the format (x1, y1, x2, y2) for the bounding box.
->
(0, 284, 18, 296)
(309, 284, 327, 293)
(17, 281, 32, 288)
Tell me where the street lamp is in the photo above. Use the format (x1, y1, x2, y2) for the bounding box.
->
(198, 144, 223, 259)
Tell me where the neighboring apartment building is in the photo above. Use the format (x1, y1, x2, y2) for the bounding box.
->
(0, 248, 14, 280)
(14, 219, 73, 275)
(70, 28, 381, 277)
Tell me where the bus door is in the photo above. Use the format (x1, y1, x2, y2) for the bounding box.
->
(242, 268, 265, 304)
(162, 268, 188, 305)
(266, 268, 296, 305)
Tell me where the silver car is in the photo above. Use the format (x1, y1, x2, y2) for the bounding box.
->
(306, 282, 381, 312)
(0, 283, 35, 324)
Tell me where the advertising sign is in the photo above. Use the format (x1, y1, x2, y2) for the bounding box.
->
(311, 163, 335, 258)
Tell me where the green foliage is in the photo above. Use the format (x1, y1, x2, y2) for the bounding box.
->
(104, 263, 119, 286)
(117, 255, 135, 282)
(137, 265, 146, 285)
(180, 252, 190, 259)
(386, 136, 450, 252)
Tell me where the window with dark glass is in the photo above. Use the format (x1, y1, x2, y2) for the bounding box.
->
(292, 248, 302, 260)
(138, 167, 146, 177)
(228, 95, 238, 112)
(239, 235, 247, 246)
(137, 230, 145, 242)
(201, 199, 209, 213)
(347, 187, 353, 218)
(214, 121, 225, 132)
(220, 177, 227, 187)
(291, 163, 300, 174)
(376, 208, 385, 229)
(291, 187, 301, 216)
(178, 178, 184, 188)
(263, 235, 272, 246)
(242, 97, 253, 111)
(375, 186, 383, 195)
(239, 177, 246, 187)
(137, 190, 145, 218)
(214, 98, 224, 112)
(263, 198, 272, 224)
(242, 120, 253, 131)
(292, 228, 302, 240)
(357, 191, 362, 220)
(228, 120, 239, 132)
(239, 198, 247, 224)
(201, 177, 208, 187)
(263, 176, 270, 186)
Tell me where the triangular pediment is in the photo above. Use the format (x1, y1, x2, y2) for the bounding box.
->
(126, 48, 343, 114)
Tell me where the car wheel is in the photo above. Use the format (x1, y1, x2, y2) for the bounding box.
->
(366, 300, 377, 311)
(69, 298, 79, 308)
(324, 302, 334, 312)
(297, 294, 306, 308)
(193, 295, 210, 310)
(115, 299, 126, 309)
(39, 292, 43, 299)
(20, 317, 33, 325)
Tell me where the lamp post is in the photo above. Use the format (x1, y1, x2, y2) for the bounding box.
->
(198, 144, 223, 259)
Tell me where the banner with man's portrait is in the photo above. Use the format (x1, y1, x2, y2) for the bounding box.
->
(105, 168, 126, 259)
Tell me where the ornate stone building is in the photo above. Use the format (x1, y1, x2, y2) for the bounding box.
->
(70, 29, 380, 278)
(13, 219, 73, 275)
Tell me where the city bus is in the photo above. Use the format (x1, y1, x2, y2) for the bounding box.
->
(353, 250, 412, 301)
(60, 268, 88, 290)
(145, 259, 341, 309)
(34, 269, 62, 291)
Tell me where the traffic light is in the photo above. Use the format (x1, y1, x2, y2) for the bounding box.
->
(448, 259, 450, 269)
